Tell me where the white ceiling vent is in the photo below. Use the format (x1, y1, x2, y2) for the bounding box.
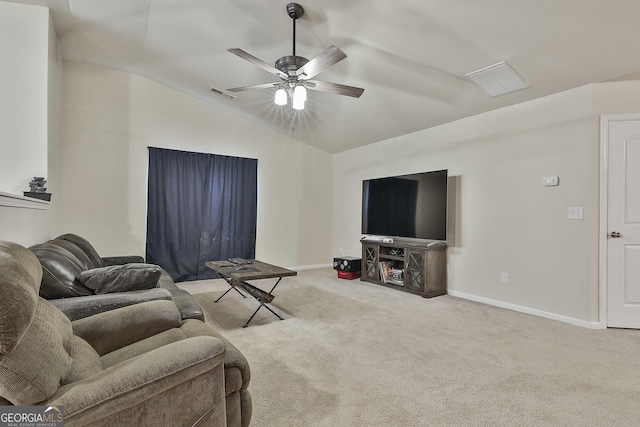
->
(465, 62, 529, 97)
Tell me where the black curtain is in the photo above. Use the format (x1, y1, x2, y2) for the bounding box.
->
(146, 147, 257, 282)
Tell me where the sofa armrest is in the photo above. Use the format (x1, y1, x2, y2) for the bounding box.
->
(72, 300, 182, 355)
(49, 288, 173, 321)
(102, 255, 145, 265)
(49, 336, 227, 426)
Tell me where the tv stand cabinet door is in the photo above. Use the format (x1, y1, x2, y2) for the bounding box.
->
(361, 243, 379, 281)
(404, 249, 425, 293)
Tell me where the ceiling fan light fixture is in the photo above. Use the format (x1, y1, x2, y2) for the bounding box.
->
(294, 84, 307, 102)
(274, 88, 288, 105)
(292, 97, 305, 110)
(225, 2, 364, 110)
(292, 85, 306, 110)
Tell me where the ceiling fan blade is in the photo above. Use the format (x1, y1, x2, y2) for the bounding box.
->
(296, 45, 347, 80)
(227, 82, 281, 92)
(305, 80, 364, 98)
(228, 48, 289, 80)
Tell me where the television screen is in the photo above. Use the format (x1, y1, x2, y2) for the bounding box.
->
(362, 169, 448, 241)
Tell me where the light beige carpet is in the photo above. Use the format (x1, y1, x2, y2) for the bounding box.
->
(179, 268, 640, 427)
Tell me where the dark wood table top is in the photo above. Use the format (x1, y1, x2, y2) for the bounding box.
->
(205, 260, 297, 282)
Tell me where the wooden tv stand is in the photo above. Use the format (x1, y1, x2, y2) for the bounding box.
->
(360, 239, 447, 298)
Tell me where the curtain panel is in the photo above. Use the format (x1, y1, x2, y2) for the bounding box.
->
(146, 147, 257, 281)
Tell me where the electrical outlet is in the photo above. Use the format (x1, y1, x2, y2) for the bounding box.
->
(543, 176, 559, 186)
(501, 272, 509, 284)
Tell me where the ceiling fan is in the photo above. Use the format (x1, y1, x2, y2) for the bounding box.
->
(226, 2, 364, 110)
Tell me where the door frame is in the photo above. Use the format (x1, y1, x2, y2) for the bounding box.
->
(599, 113, 640, 328)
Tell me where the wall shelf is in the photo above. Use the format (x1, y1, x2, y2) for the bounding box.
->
(0, 191, 50, 210)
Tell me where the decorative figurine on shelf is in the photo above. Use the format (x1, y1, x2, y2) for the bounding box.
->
(23, 176, 52, 201)
(29, 177, 46, 192)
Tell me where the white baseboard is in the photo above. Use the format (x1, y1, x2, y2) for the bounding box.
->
(447, 289, 604, 329)
(292, 263, 332, 271)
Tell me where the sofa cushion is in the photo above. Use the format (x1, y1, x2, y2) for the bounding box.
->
(62, 335, 102, 384)
(30, 243, 93, 298)
(77, 264, 162, 294)
(50, 288, 173, 322)
(56, 234, 105, 269)
(49, 239, 95, 270)
(0, 299, 74, 405)
(0, 241, 42, 354)
(101, 328, 188, 369)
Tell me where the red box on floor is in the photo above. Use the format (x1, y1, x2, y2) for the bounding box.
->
(338, 271, 361, 280)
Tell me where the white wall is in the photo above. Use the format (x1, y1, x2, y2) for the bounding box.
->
(59, 61, 332, 269)
(333, 85, 601, 324)
(333, 81, 640, 325)
(0, 2, 49, 194)
(47, 10, 63, 234)
(0, 3, 61, 246)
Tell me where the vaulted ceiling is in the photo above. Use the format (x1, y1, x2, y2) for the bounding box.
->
(9, 0, 640, 153)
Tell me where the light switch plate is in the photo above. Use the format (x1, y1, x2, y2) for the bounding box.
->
(544, 176, 559, 186)
(568, 207, 584, 220)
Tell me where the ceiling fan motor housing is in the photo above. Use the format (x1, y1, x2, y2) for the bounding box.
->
(287, 3, 304, 20)
(275, 55, 309, 77)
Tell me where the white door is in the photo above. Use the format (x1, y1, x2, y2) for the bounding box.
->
(607, 119, 640, 328)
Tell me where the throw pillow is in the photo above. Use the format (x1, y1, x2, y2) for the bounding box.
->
(77, 264, 162, 294)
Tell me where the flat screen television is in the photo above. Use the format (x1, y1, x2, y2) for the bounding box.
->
(362, 169, 448, 241)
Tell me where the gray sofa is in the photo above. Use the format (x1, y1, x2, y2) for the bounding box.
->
(26, 234, 252, 427)
(0, 240, 227, 426)
(29, 233, 204, 321)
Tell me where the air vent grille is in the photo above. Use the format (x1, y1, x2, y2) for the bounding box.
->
(465, 62, 529, 97)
